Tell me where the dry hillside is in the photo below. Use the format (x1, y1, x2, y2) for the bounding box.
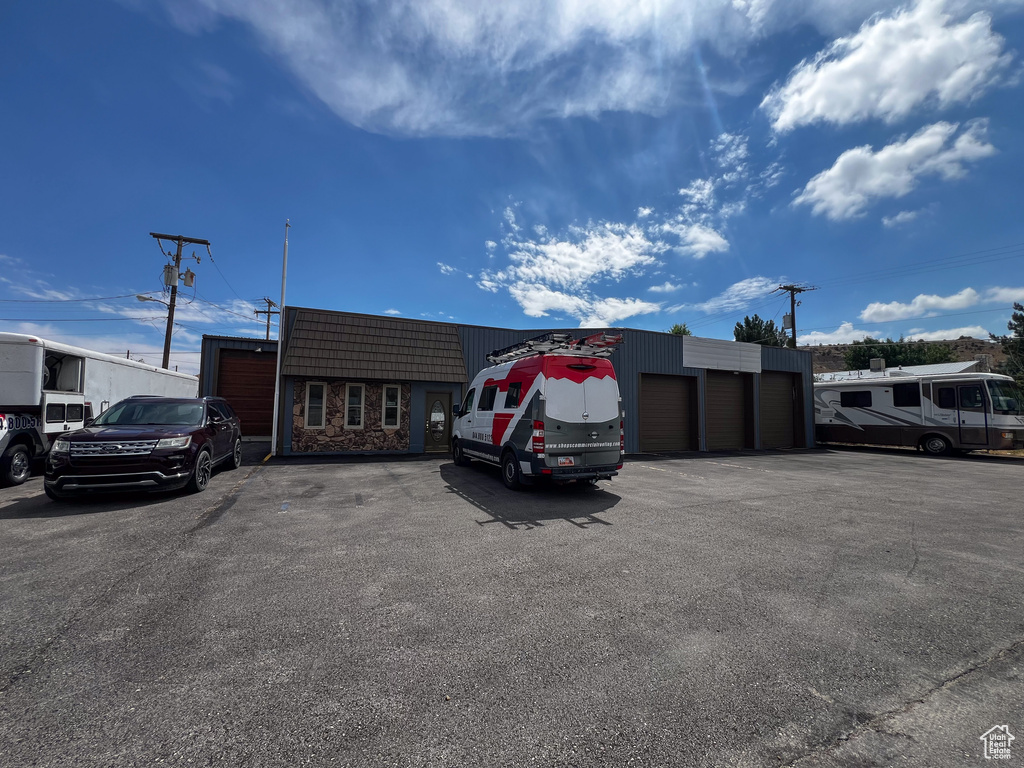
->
(808, 337, 1007, 374)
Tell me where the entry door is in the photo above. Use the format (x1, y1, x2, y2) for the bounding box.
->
(424, 392, 452, 453)
(957, 384, 988, 446)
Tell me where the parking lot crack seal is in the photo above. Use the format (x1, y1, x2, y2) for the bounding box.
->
(781, 637, 1024, 767)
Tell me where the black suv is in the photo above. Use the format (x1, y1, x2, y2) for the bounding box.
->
(44, 396, 242, 500)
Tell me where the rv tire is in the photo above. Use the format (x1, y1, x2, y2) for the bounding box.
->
(921, 435, 951, 456)
(1, 443, 31, 487)
(501, 451, 522, 490)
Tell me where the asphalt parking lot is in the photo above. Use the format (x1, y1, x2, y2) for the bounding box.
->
(1, 446, 1021, 767)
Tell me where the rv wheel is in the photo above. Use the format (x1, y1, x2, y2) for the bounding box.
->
(921, 435, 951, 456)
(501, 452, 522, 490)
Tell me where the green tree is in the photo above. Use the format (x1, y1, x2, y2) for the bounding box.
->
(843, 336, 955, 370)
(733, 315, 789, 346)
(990, 302, 1024, 387)
(668, 323, 692, 336)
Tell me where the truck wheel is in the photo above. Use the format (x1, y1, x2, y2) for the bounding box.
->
(921, 435, 951, 456)
(186, 449, 213, 493)
(1, 443, 31, 486)
(501, 451, 522, 491)
(452, 440, 471, 467)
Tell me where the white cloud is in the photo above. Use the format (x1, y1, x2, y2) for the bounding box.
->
(384, 308, 402, 315)
(661, 220, 730, 259)
(637, 206, 654, 219)
(904, 325, 990, 341)
(859, 287, 980, 322)
(678, 178, 716, 209)
(673, 276, 780, 314)
(648, 281, 682, 293)
(985, 286, 1024, 303)
(437, 262, 458, 275)
(794, 120, 995, 220)
(156, 0, 936, 137)
(799, 321, 880, 345)
(763, 0, 1014, 132)
(881, 210, 921, 228)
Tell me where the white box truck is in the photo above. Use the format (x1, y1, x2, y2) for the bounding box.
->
(0, 332, 198, 485)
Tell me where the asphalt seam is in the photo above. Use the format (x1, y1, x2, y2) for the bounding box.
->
(782, 637, 1024, 767)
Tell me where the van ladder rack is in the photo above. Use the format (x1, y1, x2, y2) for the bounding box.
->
(486, 331, 623, 364)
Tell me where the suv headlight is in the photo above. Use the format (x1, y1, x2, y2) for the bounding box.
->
(156, 435, 192, 450)
(51, 438, 70, 454)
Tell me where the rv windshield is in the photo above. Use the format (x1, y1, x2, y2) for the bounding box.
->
(987, 380, 1023, 415)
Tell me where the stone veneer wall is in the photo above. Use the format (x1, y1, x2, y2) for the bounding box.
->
(292, 380, 412, 452)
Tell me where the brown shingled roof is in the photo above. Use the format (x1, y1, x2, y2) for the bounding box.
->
(281, 309, 467, 383)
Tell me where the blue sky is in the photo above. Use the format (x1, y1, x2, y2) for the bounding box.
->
(2, 0, 1024, 374)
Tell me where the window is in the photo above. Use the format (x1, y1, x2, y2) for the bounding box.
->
(958, 385, 984, 410)
(305, 382, 326, 429)
(345, 383, 364, 429)
(937, 387, 956, 410)
(66, 403, 84, 422)
(892, 383, 921, 408)
(382, 384, 400, 429)
(45, 403, 66, 423)
(478, 386, 498, 411)
(840, 391, 872, 408)
(504, 382, 522, 409)
(461, 389, 476, 415)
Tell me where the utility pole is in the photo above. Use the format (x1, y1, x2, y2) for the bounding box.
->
(254, 297, 280, 341)
(774, 283, 818, 349)
(149, 232, 210, 369)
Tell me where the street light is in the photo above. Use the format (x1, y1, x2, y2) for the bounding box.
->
(136, 294, 173, 367)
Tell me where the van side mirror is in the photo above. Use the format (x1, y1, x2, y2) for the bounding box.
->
(452, 405, 462, 418)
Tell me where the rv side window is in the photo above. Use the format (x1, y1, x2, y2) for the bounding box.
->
(478, 386, 498, 412)
(840, 391, 872, 408)
(504, 382, 522, 409)
(937, 387, 956, 409)
(892, 383, 921, 408)
(45, 403, 66, 423)
(461, 389, 476, 415)
(66, 404, 84, 422)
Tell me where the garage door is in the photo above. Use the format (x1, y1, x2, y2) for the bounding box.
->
(760, 371, 799, 449)
(217, 350, 276, 436)
(706, 371, 748, 451)
(639, 374, 696, 452)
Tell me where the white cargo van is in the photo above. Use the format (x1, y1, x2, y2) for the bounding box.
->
(451, 331, 624, 489)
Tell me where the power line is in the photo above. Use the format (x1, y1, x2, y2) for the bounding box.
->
(0, 292, 156, 304)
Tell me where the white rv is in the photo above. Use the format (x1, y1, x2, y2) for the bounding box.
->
(0, 333, 198, 485)
(451, 331, 624, 489)
(814, 371, 1024, 455)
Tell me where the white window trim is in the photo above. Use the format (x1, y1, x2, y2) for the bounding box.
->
(305, 381, 327, 430)
(382, 383, 401, 429)
(345, 383, 365, 430)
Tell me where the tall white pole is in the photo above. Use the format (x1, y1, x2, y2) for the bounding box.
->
(270, 220, 290, 457)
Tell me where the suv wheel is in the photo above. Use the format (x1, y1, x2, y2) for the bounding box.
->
(1, 444, 31, 486)
(227, 438, 242, 471)
(186, 449, 213, 493)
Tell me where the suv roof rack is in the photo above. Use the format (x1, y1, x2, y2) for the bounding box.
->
(486, 331, 623, 364)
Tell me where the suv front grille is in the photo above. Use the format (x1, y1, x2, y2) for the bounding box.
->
(70, 440, 159, 457)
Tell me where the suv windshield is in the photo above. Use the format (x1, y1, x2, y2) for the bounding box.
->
(987, 380, 1023, 415)
(93, 400, 206, 427)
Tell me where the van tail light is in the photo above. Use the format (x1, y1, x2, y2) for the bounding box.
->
(531, 420, 545, 457)
(619, 420, 625, 453)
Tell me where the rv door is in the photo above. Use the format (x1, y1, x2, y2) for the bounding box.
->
(41, 392, 87, 434)
(956, 383, 989, 447)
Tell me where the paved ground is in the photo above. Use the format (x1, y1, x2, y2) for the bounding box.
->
(0, 446, 1021, 767)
